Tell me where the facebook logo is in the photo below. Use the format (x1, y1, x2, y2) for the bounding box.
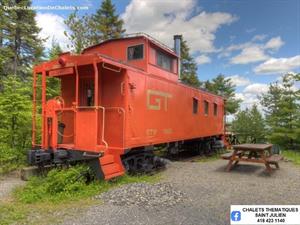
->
(231, 211, 241, 221)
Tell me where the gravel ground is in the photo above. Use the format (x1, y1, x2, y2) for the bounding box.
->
(96, 182, 185, 209)
(61, 159, 300, 225)
(0, 171, 25, 202)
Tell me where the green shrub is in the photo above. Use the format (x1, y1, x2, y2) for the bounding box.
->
(282, 150, 300, 166)
(0, 144, 26, 174)
(14, 164, 160, 204)
(15, 165, 100, 203)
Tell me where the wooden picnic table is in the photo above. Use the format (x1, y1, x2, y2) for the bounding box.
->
(222, 144, 283, 172)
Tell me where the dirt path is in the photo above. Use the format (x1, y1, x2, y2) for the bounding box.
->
(60, 160, 300, 225)
(0, 171, 25, 202)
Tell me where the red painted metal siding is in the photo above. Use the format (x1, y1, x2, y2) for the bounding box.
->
(83, 37, 148, 72)
(125, 70, 224, 149)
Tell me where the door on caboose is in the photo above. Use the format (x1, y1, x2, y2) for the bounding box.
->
(98, 64, 126, 151)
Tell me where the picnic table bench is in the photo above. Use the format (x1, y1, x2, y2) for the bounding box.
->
(221, 144, 283, 172)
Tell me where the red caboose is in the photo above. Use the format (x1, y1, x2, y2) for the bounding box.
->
(29, 33, 225, 179)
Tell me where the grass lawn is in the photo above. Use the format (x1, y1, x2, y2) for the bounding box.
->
(0, 166, 160, 225)
(282, 150, 300, 166)
(195, 150, 226, 162)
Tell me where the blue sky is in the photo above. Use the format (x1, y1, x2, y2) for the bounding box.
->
(32, 0, 300, 109)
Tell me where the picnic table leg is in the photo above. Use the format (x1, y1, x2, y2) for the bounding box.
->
(268, 162, 279, 169)
(233, 153, 243, 166)
(261, 151, 272, 172)
(226, 150, 237, 172)
(265, 163, 272, 172)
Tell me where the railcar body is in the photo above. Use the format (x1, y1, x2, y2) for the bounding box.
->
(29, 33, 225, 179)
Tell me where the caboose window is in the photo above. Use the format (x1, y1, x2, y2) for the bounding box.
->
(127, 44, 143, 60)
(79, 78, 94, 106)
(156, 50, 172, 71)
(204, 100, 209, 116)
(193, 98, 198, 114)
(214, 103, 218, 116)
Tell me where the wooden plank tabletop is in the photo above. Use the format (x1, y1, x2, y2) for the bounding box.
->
(232, 144, 273, 151)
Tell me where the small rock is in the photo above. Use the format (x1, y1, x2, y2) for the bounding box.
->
(96, 182, 185, 209)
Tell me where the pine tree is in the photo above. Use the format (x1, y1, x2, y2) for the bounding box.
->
(260, 73, 300, 148)
(47, 40, 62, 98)
(204, 75, 241, 114)
(65, 0, 125, 53)
(48, 39, 63, 60)
(92, 0, 125, 41)
(232, 105, 266, 143)
(180, 38, 200, 88)
(64, 11, 93, 54)
(0, 0, 44, 77)
(0, 0, 14, 77)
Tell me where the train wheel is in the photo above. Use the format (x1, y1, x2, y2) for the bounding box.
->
(122, 150, 167, 174)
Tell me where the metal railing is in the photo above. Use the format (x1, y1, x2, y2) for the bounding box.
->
(122, 32, 175, 54)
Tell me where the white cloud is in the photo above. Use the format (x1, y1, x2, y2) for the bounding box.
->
(243, 83, 269, 94)
(252, 34, 267, 41)
(195, 55, 211, 64)
(234, 83, 269, 111)
(221, 35, 284, 65)
(36, 13, 71, 51)
(230, 46, 269, 64)
(254, 55, 300, 74)
(227, 75, 251, 87)
(234, 92, 260, 110)
(264, 36, 284, 50)
(122, 0, 237, 53)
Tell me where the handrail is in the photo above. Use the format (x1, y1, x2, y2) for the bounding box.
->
(96, 106, 108, 151)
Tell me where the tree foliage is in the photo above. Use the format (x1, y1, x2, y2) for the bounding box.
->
(64, 11, 93, 54)
(260, 73, 300, 149)
(0, 0, 44, 77)
(47, 40, 62, 98)
(180, 38, 200, 88)
(92, 0, 125, 41)
(48, 39, 63, 60)
(64, 0, 125, 53)
(204, 75, 241, 114)
(0, 75, 32, 149)
(232, 105, 266, 143)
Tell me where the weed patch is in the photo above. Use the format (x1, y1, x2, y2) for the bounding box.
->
(282, 150, 300, 166)
(196, 151, 226, 162)
(0, 165, 160, 224)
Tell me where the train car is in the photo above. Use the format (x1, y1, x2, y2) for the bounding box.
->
(28, 33, 225, 180)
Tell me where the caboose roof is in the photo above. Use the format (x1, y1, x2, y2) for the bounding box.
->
(82, 33, 178, 58)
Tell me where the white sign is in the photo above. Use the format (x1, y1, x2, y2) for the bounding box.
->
(230, 205, 300, 224)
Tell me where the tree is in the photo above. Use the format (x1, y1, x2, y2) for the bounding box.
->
(260, 73, 300, 149)
(65, 0, 126, 53)
(92, 0, 125, 41)
(47, 40, 62, 98)
(232, 105, 266, 143)
(0, 0, 11, 77)
(64, 11, 93, 54)
(0, 0, 44, 77)
(48, 39, 63, 60)
(204, 75, 241, 114)
(0, 75, 32, 149)
(180, 38, 200, 88)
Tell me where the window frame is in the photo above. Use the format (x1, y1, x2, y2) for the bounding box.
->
(204, 100, 209, 116)
(127, 44, 144, 61)
(155, 49, 173, 72)
(193, 97, 198, 114)
(213, 103, 218, 116)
